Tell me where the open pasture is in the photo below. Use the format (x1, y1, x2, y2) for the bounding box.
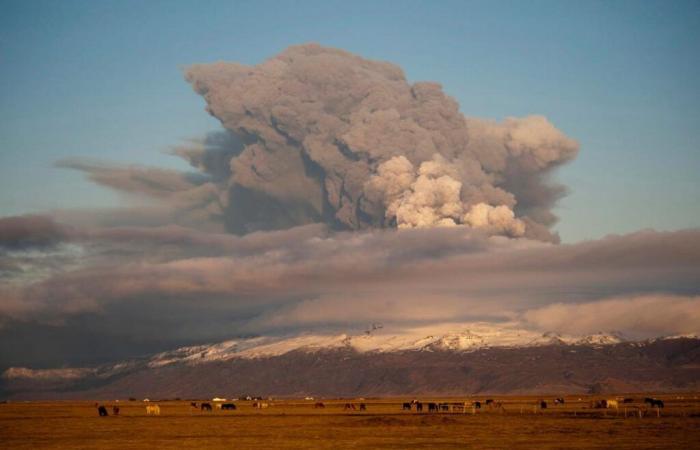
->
(1, 394, 700, 449)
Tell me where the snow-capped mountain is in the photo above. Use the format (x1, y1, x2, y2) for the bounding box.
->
(2, 325, 698, 400)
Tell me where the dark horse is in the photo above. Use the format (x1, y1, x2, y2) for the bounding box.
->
(97, 405, 108, 417)
(221, 403, 237, 410)
(314, 402, 325, 409)
(645, 398, 664, 408)
(201, 402, 213, 411)
(402, 402, 412, 410)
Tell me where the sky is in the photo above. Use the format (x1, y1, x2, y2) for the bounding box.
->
(0, 1, 699, 372)
(1, 0, 698, 242)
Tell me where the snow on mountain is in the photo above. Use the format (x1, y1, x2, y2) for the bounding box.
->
(574, 331, 626, 346)
(145, 323, 630, 367)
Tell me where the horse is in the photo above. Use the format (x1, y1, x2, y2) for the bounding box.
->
(554, 398, 565, 405)
(485, 399, 494, 406)
(402, 402, 412, 411)
(359, 403, 367, 411)
(254, 402, 269, 409)
(416, 402, 423, 412)
(428, 402, 438, 412)
(343, 403, 356, 411)
(473, 401, 481, 409)
(314, 402, 325, 409)
(606, 399, 619, 410)
(645, 398, 664, 408)
(200, 402, 212, 411)
(146, 405, 160, 416)
(112, 406, 120, 416)
(221, 403, 237, 410)
(97, 405, 108, 417)
(190, 402, 198, 409)
(540, 400, 547, 409)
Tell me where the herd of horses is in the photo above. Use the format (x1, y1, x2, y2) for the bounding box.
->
(590, 397, 665, 410)
(95, 396, 667, 417)
(401, 399, 506, 413)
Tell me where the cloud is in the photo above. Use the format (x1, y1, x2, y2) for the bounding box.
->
(1, 221, 698, 358)
(523, 295, 700, 338)
(0, 215, 72, 250)
(62, 44, 577, 241)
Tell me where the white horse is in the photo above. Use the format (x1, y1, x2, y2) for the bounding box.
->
(146, 404, 161, 415)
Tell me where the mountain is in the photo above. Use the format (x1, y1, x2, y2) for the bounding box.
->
(2, 325, 699, 399)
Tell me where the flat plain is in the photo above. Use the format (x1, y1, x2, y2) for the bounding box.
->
(1, 394, 699, 449)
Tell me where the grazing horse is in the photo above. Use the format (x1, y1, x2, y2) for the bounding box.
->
(97, 405, 108, 417)
(606, 400, 619, 410)
(146, 405, 161, 416)
(439, 403, 450, 412)
(190, 402, 198, 409)
(402, 402, 412, 411)
(416, 402, 423, 412)
(485, 399, 494, 406)
(591, 400, 607, 409)
(473, 401, 481, 409)
(112, 406, 120, 416)
(314, 402, 325, 409)
(221, 403, 237, 410)
(428, 402, 438, 412)
(343, 403, 356, 411)
(359, 403, 367, 411)
(200, 402, 212, 411)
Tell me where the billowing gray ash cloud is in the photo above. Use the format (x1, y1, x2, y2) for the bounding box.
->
(185, 43, 578, 241)
(66, 44, 578, 242)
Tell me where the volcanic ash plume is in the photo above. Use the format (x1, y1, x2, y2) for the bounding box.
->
(66, 44, 576, 241)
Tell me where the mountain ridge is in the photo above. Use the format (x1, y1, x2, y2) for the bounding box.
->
(2, 329, 699, 400)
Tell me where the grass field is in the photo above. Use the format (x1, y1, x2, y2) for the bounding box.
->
(2, 394, 700, 449)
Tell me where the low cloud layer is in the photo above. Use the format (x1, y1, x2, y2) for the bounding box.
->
(1, 214, 699, 367)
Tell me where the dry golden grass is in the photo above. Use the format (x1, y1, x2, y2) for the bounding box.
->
(1, 394, 699, 449)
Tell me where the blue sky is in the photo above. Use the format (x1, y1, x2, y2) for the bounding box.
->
(1, 0, 698, 242)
